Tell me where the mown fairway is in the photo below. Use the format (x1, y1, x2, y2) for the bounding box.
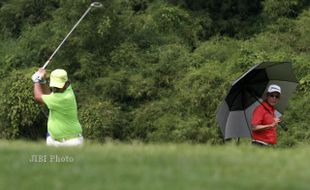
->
(1, 140, 310, 190)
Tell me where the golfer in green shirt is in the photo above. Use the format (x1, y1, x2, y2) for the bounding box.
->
(32, 68, 83, 147)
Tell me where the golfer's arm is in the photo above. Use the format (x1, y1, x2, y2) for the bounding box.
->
(252, 124, 273, 131)
(34, 83, 50, 104)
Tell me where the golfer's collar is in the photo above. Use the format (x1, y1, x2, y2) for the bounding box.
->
(262, 101, 274, 112)
(51, 85, 71, 94)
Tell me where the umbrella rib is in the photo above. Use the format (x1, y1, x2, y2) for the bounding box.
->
(229, 81, 266, 110)
(242, 91, 253, 138)
(268, 79, 298, 83)
(243, 110, 253, 138)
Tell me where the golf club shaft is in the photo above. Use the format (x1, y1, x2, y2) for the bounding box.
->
(42, 5, 93, 69)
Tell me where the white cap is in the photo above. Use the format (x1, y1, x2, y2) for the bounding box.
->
(267, 84, 281, 94)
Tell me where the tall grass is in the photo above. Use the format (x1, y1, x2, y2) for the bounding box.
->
(1, 140, 310, 190)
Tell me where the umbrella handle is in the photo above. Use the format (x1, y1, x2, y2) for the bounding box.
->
(279, 122, 288, 131)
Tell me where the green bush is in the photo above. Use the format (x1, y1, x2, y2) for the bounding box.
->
(193, 37, 241, 64)
(0, 0, 310, 144)
(152, 44, 190, 88)
(283, 93, 310, 144)
(150, 114, 221, 144)
(0, 68, 45, 139)
(79, 100, 128, 142)
(131, 99, 178, 141)
(176, 62, 229, 116)
(262, 0, 305, 20)
(110, 42, 141, 69)
(293, 10, 310, 52)
(0, 0, 58, 38)
(93, 71, 129, 102)
(127, 73, 157, 101)
(298, 74, 310, 94)
(131, 98, 222, 143)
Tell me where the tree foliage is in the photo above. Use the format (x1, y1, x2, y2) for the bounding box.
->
(0, 0, 309, 146)
(0, 68, 46, 139)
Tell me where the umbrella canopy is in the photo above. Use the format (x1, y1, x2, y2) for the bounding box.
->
(217, 62, 298, 139)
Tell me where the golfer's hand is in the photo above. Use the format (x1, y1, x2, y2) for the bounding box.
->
(271, 118, 281, 128)
(32, 68, 46, 84)
(32, 72, 40, 83)
(37, 68, 46, 79)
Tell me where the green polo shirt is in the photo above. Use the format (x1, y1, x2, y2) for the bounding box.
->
(42, 85, 82, 140)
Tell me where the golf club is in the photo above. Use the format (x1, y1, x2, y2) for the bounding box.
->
(42, 2, 103, 69)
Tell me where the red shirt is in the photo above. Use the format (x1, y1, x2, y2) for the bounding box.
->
(251, 101, 277, 144)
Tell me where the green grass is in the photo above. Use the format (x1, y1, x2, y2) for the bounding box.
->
(1, 140, 310, 190)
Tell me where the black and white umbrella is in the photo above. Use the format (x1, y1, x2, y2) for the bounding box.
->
(216, 62, 298, 139)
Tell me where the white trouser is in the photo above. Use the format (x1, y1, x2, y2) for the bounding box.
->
(46, 134, 83, 147)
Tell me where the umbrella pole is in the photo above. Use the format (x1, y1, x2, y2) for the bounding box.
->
(241, 90, 253, 139)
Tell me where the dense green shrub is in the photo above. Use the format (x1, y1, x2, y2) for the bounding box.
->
(131, 99, 177, 141)
(110, 42, 141, 69)
(131, 98, 222, 143)
(293, 10, 310, 53)
(262, 0, 306, 20)
(176, 63, 229, 116)
(79, 100, 128, 142)
(93, 71, 130, 102)
(193, 37, 241, 64)
(127, 73, 157, 101)
(0, 0, 58, 38)
(0, 0, 309, 146)
(278, 92, 310, 146)
(0, 68, 45, 139)
(293, 54, 310, 80)
(152, 44, 190, 88)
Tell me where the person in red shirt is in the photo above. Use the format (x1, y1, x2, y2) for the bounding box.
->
(251, 84, 282, 146)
